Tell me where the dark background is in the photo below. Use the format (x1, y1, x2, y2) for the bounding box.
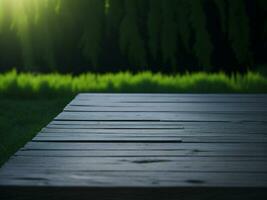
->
(0, 0, 266, 74)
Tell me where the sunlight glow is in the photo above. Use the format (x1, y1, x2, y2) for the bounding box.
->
(0, 0, 57, 68)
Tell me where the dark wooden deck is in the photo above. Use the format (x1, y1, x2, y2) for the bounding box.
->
(1, 94, 267, 199)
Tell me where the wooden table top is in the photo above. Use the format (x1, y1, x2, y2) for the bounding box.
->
(1, 94, 267, 199)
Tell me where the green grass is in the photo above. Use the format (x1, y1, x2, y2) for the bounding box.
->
(0, 70, 267, 98)
(0, 97, 72, 166)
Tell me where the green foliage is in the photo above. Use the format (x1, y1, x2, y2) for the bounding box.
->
(228, 0, 251, 65)
(147, 0, 161, 60)
(175, 0, 191, 51)
(10, 0, 34, 70)
(32, 1, 56, 70)
(214, 0, 227, 33)
(106, 0, 124, 32)
(0, 70, 266, 98)
(161, 0, 178, 69)
(81, 0, 105, 68)
(120, 0, 147, 67)
(259, 0, 267, 37)
(189, 0, 213, 69)
(0, 0, 4, 31)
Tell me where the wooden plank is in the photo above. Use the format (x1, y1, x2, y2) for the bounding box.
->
(14, 151, 267, 161)
(33, 135, 183, 143)
(49, 120, 184, 126)
(49, 120, 266, 126)
(55, 111, 267, 122)
(41, 130, 188, 134)
(77, 93, 267, 97)
(71, 99, 267, 104)
(69, 101, 267, 107)
(75, 94, 267, 102)
(40, 131, 189, 136)
(23, 142, 267, 152)
(70, 94, 267, 106)
(65, 104, 267, 112)
(41, 127, 267, 135)
(15, 149, 267, 157)
(1, 171, 267, 187)
(49, 121, 179, 124)
(2, 157, 267, 173)
(47, 121, 267, 133)
(8, 156, 267, 163)
(46, 124, 184, 129)
(33, 134, 267, 143)
(77, 93, 267, 96)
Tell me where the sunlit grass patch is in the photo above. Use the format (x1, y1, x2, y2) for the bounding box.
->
(0, 70, 266, 98)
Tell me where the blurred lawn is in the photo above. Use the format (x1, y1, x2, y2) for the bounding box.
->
(0, 97, 72, 166)
(0, 70, 267, 98)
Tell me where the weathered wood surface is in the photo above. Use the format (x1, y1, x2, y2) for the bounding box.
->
(1, 93, 267, 199)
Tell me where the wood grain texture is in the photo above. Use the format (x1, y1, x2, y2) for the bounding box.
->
(3, 157, 267, 172)
(65, 104, 267, 112)
(41, 127, 267, 134)
(1, 171, 267, 187)
(1, 93, 267, 199)
(54, 111, 267, 122)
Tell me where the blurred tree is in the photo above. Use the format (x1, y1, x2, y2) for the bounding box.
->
(10, 0, 34, 70)
(214, 0, 227, 33)
(257, 0, 267, 60)
(32, 0, 56, 70)
(147, 0, 161, 60)
(228, 0, 251, 66)
(106, 0, 124, 32)
(80, 0, 105, 68)
(0, 0, 4, 31)
(189, 0, 213, 69)
(119, 0, 147, 67)
(175, 0, 191, 52)
(161, 0, 178, 70)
